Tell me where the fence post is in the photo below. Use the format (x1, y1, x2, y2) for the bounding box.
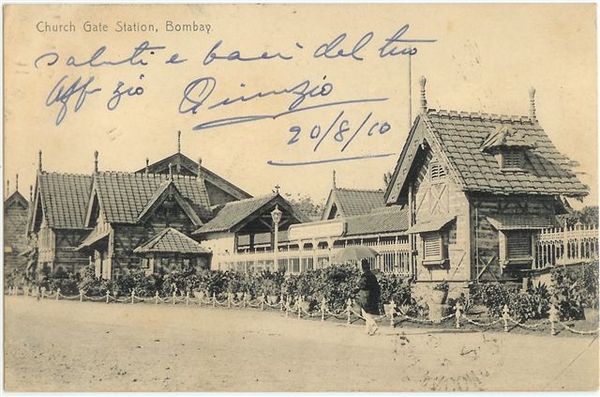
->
(212, 292, 216, 308)
(549, 303, 559, 336)
(106, 290, 110, 304)
(389, 300, 396, 328)
(172, 291, 176, 305)
(346, 298, 352, 325)
(41, 287, 45, 300)
(155, 291, 159, 305)
(455, 303, 462, 329)
(186, 291, 190, 306)
(280, 293, 284, 311)
(285, 297, 290, 318)
(131, 290, 135, 304)
(260, 294, 265, 311)
(297, 296, 302, 319)
(79, 289, 83, 303)
(321, 298, 326, 322)
(502, 304, 509, 332)
(56, 288, 60, 301)
(227, 293, 232, 309)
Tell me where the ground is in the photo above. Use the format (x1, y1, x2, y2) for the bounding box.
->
(4, 296, 599, 392)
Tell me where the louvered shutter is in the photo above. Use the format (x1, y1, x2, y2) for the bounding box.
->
(423, 233, 442, 260)
(507, 231, 531, 259)
(430, 161, 446, 182)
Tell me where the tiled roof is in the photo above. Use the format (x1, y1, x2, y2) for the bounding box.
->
(37, 173, 93, 229)
(423, 109, 588, 196)
(324, 188, 385, 219)
(133, 228, 210, 254)
(137, 152, 252, 200)
(94, 172, 212, 224)
(344, 205, 409, 236)
(195, 193, 309, 234)
(486, 214, 557, 230)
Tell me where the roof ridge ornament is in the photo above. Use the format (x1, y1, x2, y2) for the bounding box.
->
(94, 150, 99, 173)
(529, 87, 537, 122)
(145, 158, 149, 174)
(177, 130, 181, 153)
(29, 185, 33, 202)
(38, 150, 43, 173)
(419, 76, 427, 114)
(15, 173, 19, 192)
(332, 169, 337, 189)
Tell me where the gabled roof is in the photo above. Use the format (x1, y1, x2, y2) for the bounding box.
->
(137, 152, 252, 201)
(89, 172, 212, 225)
(344, 205, 409, 236)
(30, 173, 93, 230)
(194, 193, 309, 235)
(322, 188, 385, 220)
(136, 179, 203, 226)
(4, 191, 28, 211)
(134, 227, 210, 254)
(386, 109, 589, 203)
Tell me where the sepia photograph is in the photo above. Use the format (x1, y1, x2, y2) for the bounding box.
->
(2, 3, 599, 392)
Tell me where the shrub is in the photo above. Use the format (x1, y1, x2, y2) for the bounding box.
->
(550, 261, 599, 320)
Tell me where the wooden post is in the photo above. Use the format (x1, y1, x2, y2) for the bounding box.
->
(106, 290, 110, 304)
(297, 296, 302, 319)
(285, 297, 290, 318)
(155, 291, 159, 304)
(212, 292, 216, 308)
(260, 294, 265, 311)
(280, 293, 284, 311)
(502, 304, 509, 332)
(346, 298, 352, 325)
(321, 298, 326, 322)
(172, 290, 176, 305)
(79, 290, 83, 303)
(56, 288, 60, 301)
(227, 293, 232, 309)
(186, 291, 190, 306)
(389, 300, 396, 328)
(549, 303, 559, 336)
(41, 287, 45, 300)
(455, 303, 462, 329)
(131, 290, 135, 304)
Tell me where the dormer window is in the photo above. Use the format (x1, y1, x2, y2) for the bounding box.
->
(481, 126, 534, 171)
(429, 161, 446, 183)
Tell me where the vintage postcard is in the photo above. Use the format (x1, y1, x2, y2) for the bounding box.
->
(3, 3, 599, 392)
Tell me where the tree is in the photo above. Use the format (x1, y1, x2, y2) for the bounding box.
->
(557, 205, 599, 227)
(285, 193, 324, 220)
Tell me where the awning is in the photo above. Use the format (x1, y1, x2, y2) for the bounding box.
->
(406, 215, 456, 234)
(487, 215, 555, 231)
(76, 228, 110, 251)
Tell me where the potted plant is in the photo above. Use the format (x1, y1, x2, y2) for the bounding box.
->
(431, 281, 449, 305)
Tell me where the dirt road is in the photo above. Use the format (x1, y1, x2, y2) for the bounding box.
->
(4, 296, 598, 391)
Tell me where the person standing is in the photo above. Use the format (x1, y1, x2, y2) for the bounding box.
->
(356, 259, 381, 335)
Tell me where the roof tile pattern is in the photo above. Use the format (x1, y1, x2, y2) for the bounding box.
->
(424, 110, 588, 196)
(134, 227, 210, 254)
(332, 189, 385, 217)
(38, 173, 92, 229)
(344, 205, 408, 236)
(95, 172, 212, 224)
(195, 195, 277, 234)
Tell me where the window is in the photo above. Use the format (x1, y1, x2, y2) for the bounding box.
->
(429, 161, 446, 182)
(422, 232, 447, 264)
(505, 231, 532, 260)
(502, 150, 525, 169)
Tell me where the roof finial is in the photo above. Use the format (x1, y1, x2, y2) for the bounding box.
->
(419, 76, 427, 113)
(168, 162, 173, 180)
(177, 130, 181, 153)
(38, 150, 43, 173)
(15, 174, 19, 192)
(94, 150, 99, 173)
(529, 87, 537, 122)
(29, 185, 33, 202)
(274, 184, 280, 194)
(197, 157, 203, 175)
(332, 169, 337, 189)
(6, 180, 9, 197)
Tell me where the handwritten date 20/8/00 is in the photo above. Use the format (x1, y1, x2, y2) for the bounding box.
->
(288, 111, 391, 153)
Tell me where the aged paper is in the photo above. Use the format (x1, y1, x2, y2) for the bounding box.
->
(3, 3, 598, 392)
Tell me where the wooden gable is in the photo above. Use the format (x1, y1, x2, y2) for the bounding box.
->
(137, 182, 203, 228)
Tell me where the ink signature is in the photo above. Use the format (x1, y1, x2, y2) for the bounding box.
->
(45, 75, 102, 126)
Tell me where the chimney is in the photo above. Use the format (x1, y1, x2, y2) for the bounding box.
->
(38, 150, 43, 173)
(145, 158, 149, 174)
(94, 150, 99, 173)
(529, 87, 537, 122)
(177, 130, 182, 153)
(419, 76, 427, 114)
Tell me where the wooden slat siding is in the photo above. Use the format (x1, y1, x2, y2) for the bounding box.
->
(53, 230, 90, 273)
(410, 143, 471, 283)
(470, 194, 557, 280)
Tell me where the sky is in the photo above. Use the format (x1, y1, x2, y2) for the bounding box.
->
(3, 4, 597, 207)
